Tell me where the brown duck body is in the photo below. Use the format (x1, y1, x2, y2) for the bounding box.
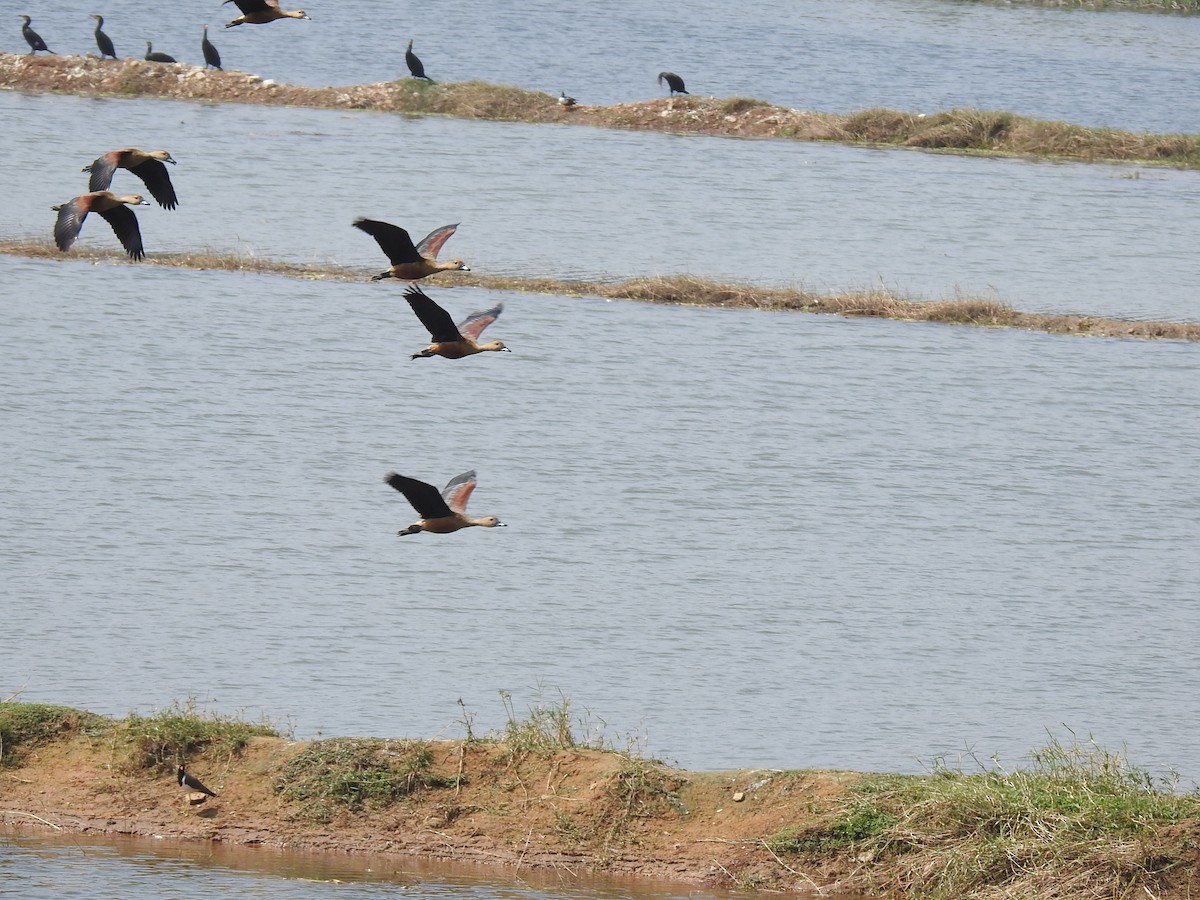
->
(353, 218, 469, 281)
(403, 285, 508, 360)
(223, 0, 310, 27)
(83, 148, 178, 210)
(384, 471, 505, 536)
(53, 191, 150, 260)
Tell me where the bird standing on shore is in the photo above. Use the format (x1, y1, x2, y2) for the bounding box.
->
(91, 15, 117, 59)
(177, 765, 218, 798)
(53, 192, 150, 260)
(352, 218, 469, 281)
(222, 0, 310, 28)
(83, 148, 178, 210)
(19, 15, 52, 54)
(405, 38, 433, 81)
(559, 90, 577, 108)
(384, 470, 506, 536)
(202, 25, 222, 69)
(657, 71, 688, 95)
(144, 41, 176, 63)
(403, 285, 508, 360)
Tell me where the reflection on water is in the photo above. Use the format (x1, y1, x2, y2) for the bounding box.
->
(5, 833, 824, 900)
(2, 91, 1198, 322)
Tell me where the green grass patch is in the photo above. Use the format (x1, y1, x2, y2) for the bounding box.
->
(767, 738, 1200, 899)
(0, 703, 110, 766)
(275, 738, 459, 822)
(120, 698, 278, 771)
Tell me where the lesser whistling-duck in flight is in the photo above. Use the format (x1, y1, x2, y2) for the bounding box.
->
(657, 71, 688, 95)
(83, 148, 178, 210)
(558, 90, 577, 108)
(19, 15, 51, 53)
(352, 218, 469, 281)
(177, 765, 218, 798)
(53, 192, 150, 260)
(222, 0, 310, 28)
(405, 38, 432, 81)
(403, 285, 509, 360)
(91, 15, 117, 59)
(144, 41, 176, 63)
(384, 470, 505, 536)
(202, 25, 222, 69)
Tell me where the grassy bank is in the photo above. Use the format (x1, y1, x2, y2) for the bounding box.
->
(1, 701, 1198, 897)
(3, 239, 1198, 342)
(2, 53, 1199, 168)
(959, 0, 1200, 11)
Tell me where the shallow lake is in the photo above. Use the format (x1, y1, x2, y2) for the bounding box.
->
(2, 90, 1199, 322)
(7, 0, 1200, 133)
(3, 833, 802, 900)
(2, 1, 1198, 896)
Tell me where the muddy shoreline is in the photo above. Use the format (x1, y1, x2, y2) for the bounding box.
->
(1, 704, 1198, 899)
(3, 53, 1199, 169)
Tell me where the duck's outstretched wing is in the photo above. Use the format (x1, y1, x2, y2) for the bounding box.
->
(84, 152, 120, 192)
(414, 223, 459, 260)
(404, 286, 463, 342)
(53, 197, 88, 251)
(353, 218, 422, 265)
(385, 472, 455, 519)
(134, 159, 178, 210)
(97, 204, 146, 260)
(457, 304, 502, 342)
(440, 470, 477, 514)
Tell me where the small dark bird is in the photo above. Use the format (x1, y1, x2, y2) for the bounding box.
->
(91, 14, 117, 59)
(384, 470, 505, 536)
(352, 218, 469, 281)
(19, 15, 51, 54)
(201, 25, 221, 69)
(405, 38, 432, 81)
(53, 191, 150, 260)
(558, 90, 577, 108)
(657, 71, 688, 95)
(222, 0, 310, 28)
(84, 148, 178, 210)
(144, 41, 176, 63)
(403, 285, 508, 360)
(177, 765, 217, 797)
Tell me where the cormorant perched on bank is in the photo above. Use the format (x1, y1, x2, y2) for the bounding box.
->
(144, 41, 176, 63)
(202, 25, 221, 69)
(405, 38, 433, 81)
(657, 71, 688, 95)
(91, 15, 117, 58)
(20, 16, 52, 53)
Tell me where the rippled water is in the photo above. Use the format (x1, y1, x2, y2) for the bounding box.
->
(3, 252, 1197, 784)
(2, 90, 1199, 321)
(7, 0, 1200, 133)
(3, 3, 1199, 897)
(1, 834, 766, 900)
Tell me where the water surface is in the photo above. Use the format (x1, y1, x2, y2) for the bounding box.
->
(3, 255, 1197, 785)
(7, 0, 1200, 133)
(2, 92, 1198, 322)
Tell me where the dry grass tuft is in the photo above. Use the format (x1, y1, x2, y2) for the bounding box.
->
(4, 53, 1200, 168)
(4, 241, 1199, 343)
